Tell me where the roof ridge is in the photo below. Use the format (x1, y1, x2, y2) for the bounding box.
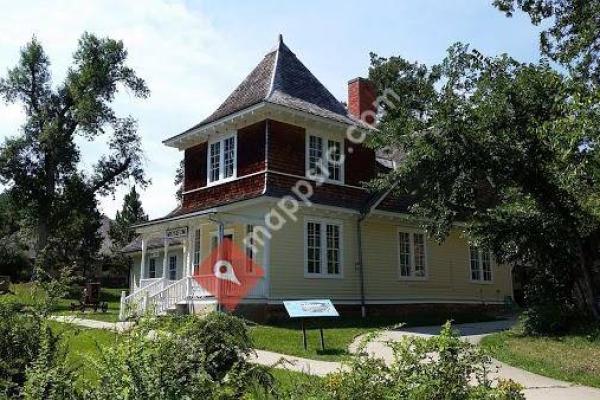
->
(267, 34, 284, 96)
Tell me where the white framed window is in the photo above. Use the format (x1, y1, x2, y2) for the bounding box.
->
(470, 245, 493, 282)
(148, 258, 157, 278)
(207, 133, 237, 184)
(304, 219, 343, 278)
(305, 133, 344, 183)
(397, 230, 427, 279)
(169, 255, 177, 280)
(193, 229, 201, 266)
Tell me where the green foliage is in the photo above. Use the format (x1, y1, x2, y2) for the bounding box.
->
(22, 324, 79, 400)
(368, 43, 600, 328)
(0, 301, 41, 398)
(109, 186, 147, 250)
(0, 34, 149, 272)
(278, 323, 524, 400)
(494, 0, 600, 84)
(83, 313, 274, 399)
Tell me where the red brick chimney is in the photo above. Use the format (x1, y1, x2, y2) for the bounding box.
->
(347, 77, 376, 124)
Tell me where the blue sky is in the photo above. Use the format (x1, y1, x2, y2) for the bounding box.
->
(0, 0, 543, 219)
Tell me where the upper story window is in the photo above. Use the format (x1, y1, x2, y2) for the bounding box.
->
(470, 245, 493, 282)
(306, 133, 344, 183)
(305, 219, 343, 278)
(398, 230, 427, 279)
(207, 133, 237, 184)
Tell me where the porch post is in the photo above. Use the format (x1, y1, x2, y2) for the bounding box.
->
(140, 237, 147, 287)
(162, 236, 169, 279)
(263, 225, 271, 299)
(182, 236, 188, 281)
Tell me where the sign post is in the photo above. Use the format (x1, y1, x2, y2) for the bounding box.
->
(283, 299, 339, 351)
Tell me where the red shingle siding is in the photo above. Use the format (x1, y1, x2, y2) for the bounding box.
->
(237, 121, 266, 176)
(268, 120, 306, 176)
(266, 172, 370, 210)
(184, 143, 207, 191)
(345, 139, 377, 186)
(181, 173, 265, 213)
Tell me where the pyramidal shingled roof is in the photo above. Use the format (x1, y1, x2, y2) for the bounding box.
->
(184, 35, 365, 133)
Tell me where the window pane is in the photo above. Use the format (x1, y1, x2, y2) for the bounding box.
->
(308, 135, 323, 177)
(306, 222, 321, 274)
(169, 256, 177, 280)
(223, 136, 235, 178)
(398, 232, 411, 276)
(470, 245, 481, 280)
(209, 142, 221, 182)
(193, 229, 201, 274)
(245, 224, 254, 272)
(326, 224, 340, 275)
(149, 258, 156, 278)
(413, 233, 426, 277)
(482, 251, 492, 281)
(327, 140, 341, 181)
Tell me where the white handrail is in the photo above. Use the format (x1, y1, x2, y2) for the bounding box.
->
(120, 277, 167, 319)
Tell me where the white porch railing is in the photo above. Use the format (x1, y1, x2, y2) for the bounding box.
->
(119, 276, 212, 320)
(119, 277, 167, 320)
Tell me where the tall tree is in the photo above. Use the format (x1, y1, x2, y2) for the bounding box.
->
(109, 186, 148, 249)
(494, 0, 600, 84)
(0, 34, 149, 270)
(368, 44, 600, 328)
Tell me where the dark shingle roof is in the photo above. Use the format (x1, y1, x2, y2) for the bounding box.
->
(121, 235, 182, 253)
(180, 35, 368, 135)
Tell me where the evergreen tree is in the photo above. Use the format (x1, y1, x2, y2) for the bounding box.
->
(109, 186, 148, 249)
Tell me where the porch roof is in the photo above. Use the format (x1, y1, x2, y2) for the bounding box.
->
(121, 236, 182, 253)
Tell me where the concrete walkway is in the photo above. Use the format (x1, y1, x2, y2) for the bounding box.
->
(50, 315, 134, 333)
(52, 316, 600, 400)
(349, 320, 600, 400)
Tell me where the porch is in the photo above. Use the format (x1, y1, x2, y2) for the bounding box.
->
(119, 210, 271, 320)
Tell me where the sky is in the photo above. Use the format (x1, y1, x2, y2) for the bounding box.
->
(0, 0, 544, 219)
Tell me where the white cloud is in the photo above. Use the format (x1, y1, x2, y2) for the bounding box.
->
(0, 0, 243, 219)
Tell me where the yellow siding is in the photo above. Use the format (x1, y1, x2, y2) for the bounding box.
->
(269, 208, 512, 304)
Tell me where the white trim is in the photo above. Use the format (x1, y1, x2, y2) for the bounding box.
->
(303, 217, 344, 279)
(396, 228, 429, 281)
(206, 131, 237, 186)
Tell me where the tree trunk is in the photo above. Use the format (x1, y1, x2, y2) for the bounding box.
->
(576, 243, 600, 320)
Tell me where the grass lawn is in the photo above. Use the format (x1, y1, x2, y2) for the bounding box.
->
(48, 321, 120, 384)
(481, 328, 600, 388)
(250, 311, 500, 361)
(270, 368, 321, 393)
(7, 282, 124, 322)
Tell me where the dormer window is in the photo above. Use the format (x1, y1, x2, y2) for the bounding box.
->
(306, 133, 344, 183)
(207, 133, 237, 184)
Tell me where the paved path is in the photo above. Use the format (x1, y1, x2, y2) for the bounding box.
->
(50, 315, 134, 333)
(349, 320, 600, 400)
(52, 316, 600, 399)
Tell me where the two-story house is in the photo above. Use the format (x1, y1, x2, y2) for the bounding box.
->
(119, 36, 513, 320)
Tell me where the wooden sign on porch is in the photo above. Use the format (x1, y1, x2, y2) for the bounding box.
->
(166, 227, 188, 239)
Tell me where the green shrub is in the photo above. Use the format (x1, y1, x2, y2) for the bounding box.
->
(0, 300, 41, 397)
(278, 322, 525, 400)
(84, 312, 274, 399)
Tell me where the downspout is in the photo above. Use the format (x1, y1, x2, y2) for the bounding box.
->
(356, 181, 400, 318)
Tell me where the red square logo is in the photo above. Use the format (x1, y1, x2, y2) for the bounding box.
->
(194, 238, 264, 311)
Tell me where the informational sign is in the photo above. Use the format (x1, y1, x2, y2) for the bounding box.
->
(284, 299, 339, 318)
(166, 227, 188, 239)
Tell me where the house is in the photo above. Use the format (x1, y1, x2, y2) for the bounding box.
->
(119, 36, 513, 320)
